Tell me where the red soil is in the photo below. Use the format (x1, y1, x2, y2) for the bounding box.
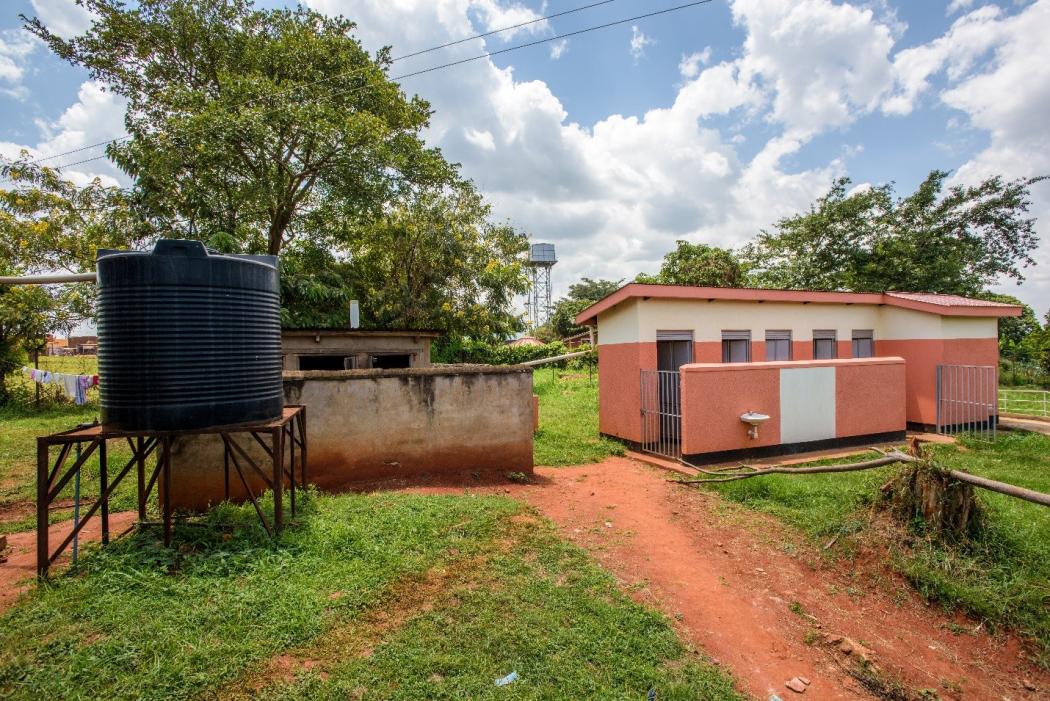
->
(1, 457, 1045, 699)
(0, 511, 138, 611)
(405, 457, 1048, 701)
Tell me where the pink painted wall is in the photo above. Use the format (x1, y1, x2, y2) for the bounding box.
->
(678, 358, 905, 457)
(836, 361, 907, 437)
(598, 342, 655, 443)
(680, 366, 781, 454)
(875, 338, 998, 426)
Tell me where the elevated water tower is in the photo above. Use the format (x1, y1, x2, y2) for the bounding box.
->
(526, 243, 556, 329)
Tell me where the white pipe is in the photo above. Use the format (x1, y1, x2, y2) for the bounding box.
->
(518, 349, 593, 367)
(0, 272, 96, 285)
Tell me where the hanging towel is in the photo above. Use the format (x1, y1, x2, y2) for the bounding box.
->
(42, 370, 53, 384)
(76, 375, 91, 405)
(59, 373, 79, 400)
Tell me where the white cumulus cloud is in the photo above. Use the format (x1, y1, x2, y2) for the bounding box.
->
(629, 25, 655, 62)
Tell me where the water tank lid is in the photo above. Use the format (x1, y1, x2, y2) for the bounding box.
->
(97, 239, 278, 270)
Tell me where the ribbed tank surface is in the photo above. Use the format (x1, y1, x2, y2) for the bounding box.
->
(96, 239, 283, 431)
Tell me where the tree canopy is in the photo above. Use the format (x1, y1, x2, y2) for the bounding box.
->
(636, 241, 744, 288)
(743, 171, 1044, 295)
(544, 277, 623, 339)
(26, 0, 454, 256)
(19, 0, 529, 344)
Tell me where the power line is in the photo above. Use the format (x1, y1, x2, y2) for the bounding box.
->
(48, 0, 712, 172)
(30, 0, 621, 169)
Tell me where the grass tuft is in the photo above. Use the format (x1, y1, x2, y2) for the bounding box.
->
(533, 371, 624, 466)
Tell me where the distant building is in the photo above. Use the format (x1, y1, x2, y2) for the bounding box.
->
(507, 336, 545, 348)
(281, 329, 441, 371)
(575, 284, 1020, 461)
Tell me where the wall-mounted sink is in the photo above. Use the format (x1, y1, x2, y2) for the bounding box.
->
(740, 411, 771, 439)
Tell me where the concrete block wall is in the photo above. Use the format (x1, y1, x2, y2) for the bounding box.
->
(168, 365, 534, 510)
(679, 357, 906, 463)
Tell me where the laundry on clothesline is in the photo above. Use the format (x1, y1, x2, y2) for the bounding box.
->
(21, 367, 99, 405)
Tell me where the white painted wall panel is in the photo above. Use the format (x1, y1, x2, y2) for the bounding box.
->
(597, 298, 1000, 345)
(595, 301, 640, 345)
(779, 367, 836, 443)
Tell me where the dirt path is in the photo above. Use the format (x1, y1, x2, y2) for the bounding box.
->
(0, 511, 138, 611)
(405, 457, 1047, 701)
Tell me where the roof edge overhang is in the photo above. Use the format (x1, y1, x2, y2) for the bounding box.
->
(573, 283, 1022, 325)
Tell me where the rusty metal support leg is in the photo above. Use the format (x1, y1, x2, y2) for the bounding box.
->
(286, 423, 296, 517)
(99, 439, 109, 545)
(161, 437, 172, 547)
(299, 409, 308, 493)
(272, 428, 283, 535)
(37, 439, 49, 578)
(223, 440, 230, 502)
(225, 440, 273, 537)
(136, 436, 146, 521)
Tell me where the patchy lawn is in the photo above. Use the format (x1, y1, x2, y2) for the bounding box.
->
(0, 400, 143, 536)
(700, 431, 1050, 666)
(533, 371, 624, 466)
(0, 492, 739, 700)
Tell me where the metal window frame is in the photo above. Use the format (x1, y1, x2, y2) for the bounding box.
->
(812, 330, 837, 360)
(721, 330, 752, 363)
(765, 330, 792, 361)
(656, 330, 695, 342)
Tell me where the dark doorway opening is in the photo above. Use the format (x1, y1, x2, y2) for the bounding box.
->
(371, 354, 412, 369)
(298, 355, 351, 371)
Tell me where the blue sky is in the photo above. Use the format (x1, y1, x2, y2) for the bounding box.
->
(1, 1, 1048, 315)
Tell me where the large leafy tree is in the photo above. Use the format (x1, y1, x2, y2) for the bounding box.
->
(636, 241, 744, 288)
(24, 0, 528, 340)
(26, 0, 455, 257)
(0, 158, 146, 273)
(743, 171, 1044, 295)
(545, 277, 623, 339)
(283, 185, 530, 339)
(0, 159, 141, 404)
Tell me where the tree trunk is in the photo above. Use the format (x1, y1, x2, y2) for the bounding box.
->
(886, 462, 982, 540)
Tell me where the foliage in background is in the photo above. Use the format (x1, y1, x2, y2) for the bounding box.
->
(339, 186, 529, 339)
(0, 160, 145, 404)
(26, 0, 452, 257)
(433, 337, 570, 365)
(0, 282, 92, 406)
(0, 160, 147, 274)
(22, 0, 528, 345)
(980, 292, 1042, 362)
(743, 171, 1044, 295)
(636, 240, 745, 288)
(542, 277, 623, 339)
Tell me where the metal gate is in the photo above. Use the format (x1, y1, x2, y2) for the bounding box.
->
(936, 364, 997, 440)
(640, 369, 682, 459)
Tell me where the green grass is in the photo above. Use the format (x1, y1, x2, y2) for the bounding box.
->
(0, 492, 740, 700)
(700, 431, 1050, 665)
(0, 386, 141, 535)
(533, 370, 624, 466)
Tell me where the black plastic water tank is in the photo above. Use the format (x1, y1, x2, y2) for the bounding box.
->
(96, 239, 283, 431)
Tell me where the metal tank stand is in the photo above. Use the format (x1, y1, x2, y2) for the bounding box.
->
(35, 405, 307, 577)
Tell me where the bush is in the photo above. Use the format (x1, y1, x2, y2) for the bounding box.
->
(999, 358, 1050, 389)
(433, 337, 570, 365)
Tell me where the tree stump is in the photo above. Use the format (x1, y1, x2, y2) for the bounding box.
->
(886, 462, 982, 540)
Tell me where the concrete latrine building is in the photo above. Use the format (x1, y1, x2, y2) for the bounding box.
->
(281, 329, 440, 371)
(575, 284, 1021, 463)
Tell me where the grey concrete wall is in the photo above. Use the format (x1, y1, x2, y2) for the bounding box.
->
(168, 365, 534, 510)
